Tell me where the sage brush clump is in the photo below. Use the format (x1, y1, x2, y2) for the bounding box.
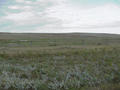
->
(0, 47, 119, 90)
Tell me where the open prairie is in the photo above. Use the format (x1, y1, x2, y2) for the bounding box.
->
(0, 33, 120, 90)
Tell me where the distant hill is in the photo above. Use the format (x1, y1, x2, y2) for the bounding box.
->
(0, 33, 120, 40)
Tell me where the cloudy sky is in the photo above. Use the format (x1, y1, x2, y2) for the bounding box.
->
(0, 0, 120, 34)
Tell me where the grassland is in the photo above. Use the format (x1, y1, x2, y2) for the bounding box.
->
(0, 33, 120, 90)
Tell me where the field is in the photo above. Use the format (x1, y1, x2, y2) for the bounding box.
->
(0, 33, 120, 90)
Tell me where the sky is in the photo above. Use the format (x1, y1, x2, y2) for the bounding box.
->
(0, 0, 120, 34)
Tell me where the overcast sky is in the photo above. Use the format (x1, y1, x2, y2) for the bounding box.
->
(0, 0, 120, 34)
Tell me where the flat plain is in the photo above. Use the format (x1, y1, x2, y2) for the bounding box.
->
(0, 33, 120, 90)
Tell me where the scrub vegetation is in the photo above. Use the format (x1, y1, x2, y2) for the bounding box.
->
(0, 33, 120, 90)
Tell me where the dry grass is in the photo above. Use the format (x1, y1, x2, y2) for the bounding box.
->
(0, 33, 120, 90)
